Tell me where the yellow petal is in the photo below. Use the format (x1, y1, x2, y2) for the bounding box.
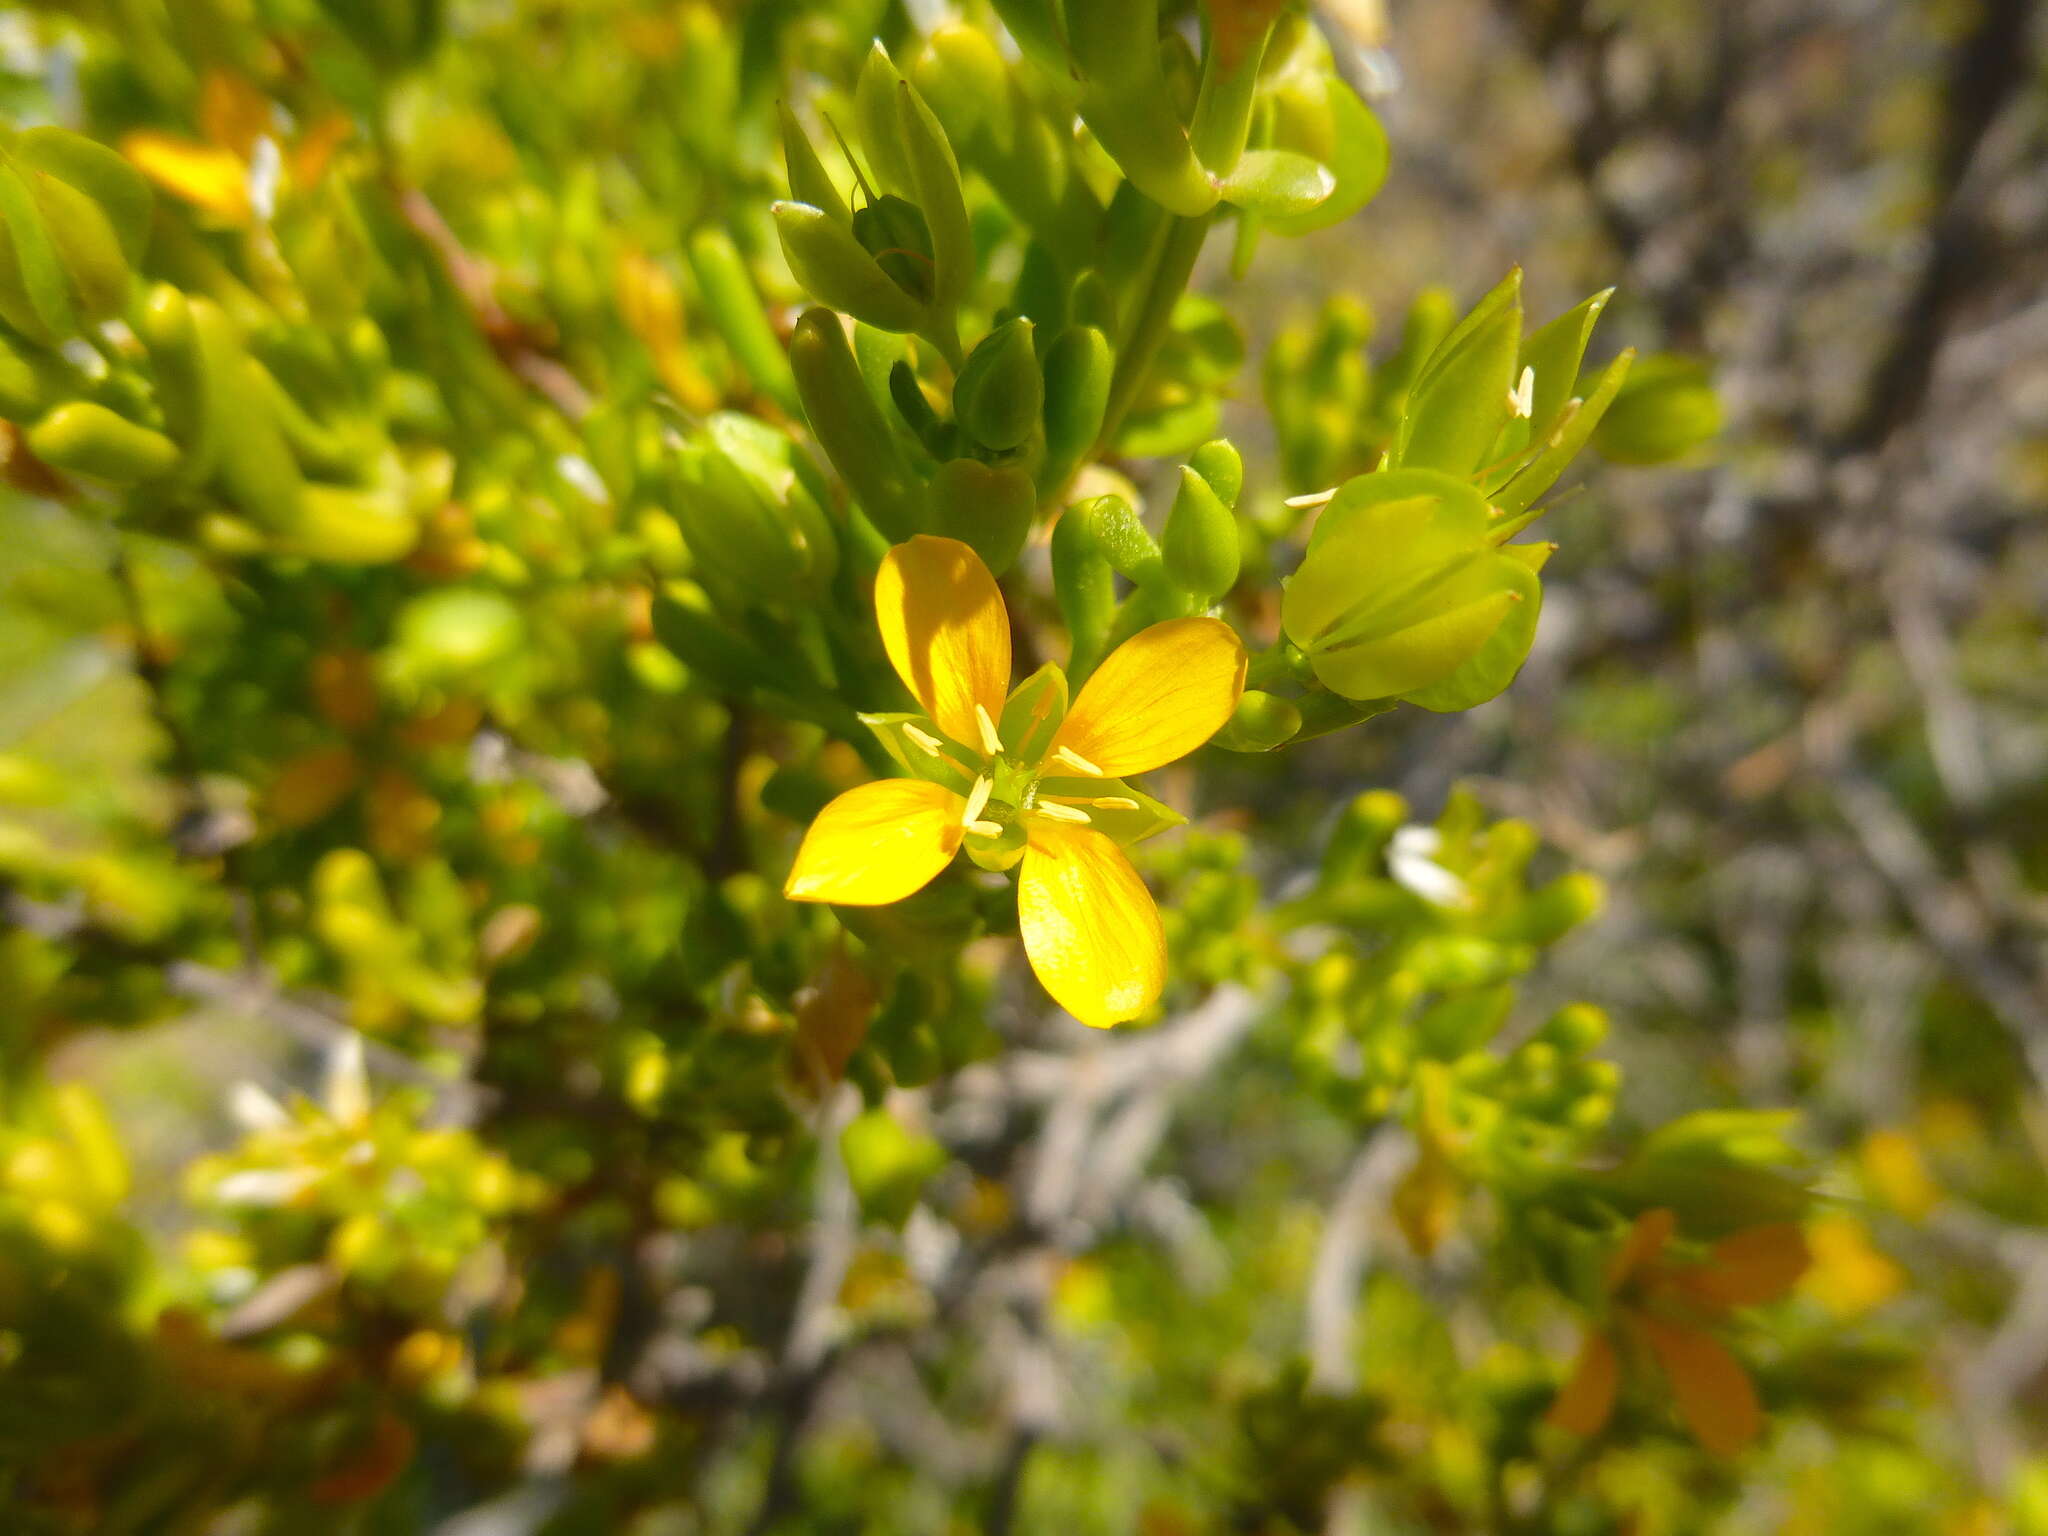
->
(784, 779, 962, 905)
(874, 536, 1012, 752)
(1049, 617, 1245, 777)
(1017, 822, 1165, 1029)
(1545, 1329, 1620, 1439)
(121, 132, 250, 221)
(1630, 1313, 1762, 1457)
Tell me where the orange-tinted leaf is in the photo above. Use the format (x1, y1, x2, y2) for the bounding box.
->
(1630, 1313, 1762, 1457)
(1689, 1223, 1811, 1309)
(1545, 1329, 1620, 1439)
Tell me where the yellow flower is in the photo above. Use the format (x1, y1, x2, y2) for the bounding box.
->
(121, 69, 350, 225)
(784, 535, 1246, 1028)
(1800, 1214, 1905, 1319)
(1547, 1207, 1809, 1457)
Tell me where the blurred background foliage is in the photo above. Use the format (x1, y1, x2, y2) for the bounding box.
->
(0, 0, 2044, 1532)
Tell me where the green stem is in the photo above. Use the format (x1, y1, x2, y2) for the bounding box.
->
(1099, 213, 1210, 448)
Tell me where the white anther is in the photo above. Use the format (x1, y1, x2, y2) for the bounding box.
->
(1089, 796, 1140, 811)
(1034, 801, 1092, 825)
(1284, 486, 1339, 509)
(961, 775, 993, 828)
(1508, 365, 1536, 419)
(967, 819, 1005, 838)
(903, 723, 946, 755)
(974, 702, 1004, 756)
(1052, 746, 1103, 776)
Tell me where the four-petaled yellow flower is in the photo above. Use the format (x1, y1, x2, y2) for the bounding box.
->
(1547, 1207, 1810, 1457)
(784, 535, 1246, 1029)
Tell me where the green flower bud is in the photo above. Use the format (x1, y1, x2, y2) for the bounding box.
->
(856, 43, 917, 199)
(1039, 323, 1111, 493)
(25, 173, 129, 325)
(1395, 269, 1523, 478)
(1593, 353, 1722, 465)
(892, 75, 974, 323)
(774, 200, 925, 332)
(672, 413, 837, 604)
(1065, 0, 1220, 217)
(1188, 437, 1242, 507)
(952, 317, 1041, 452)
(0, 162, 77, 344)
(13, 128, 152, 266)
(26, 401, 179, 484)
(918, 26, 1098, 265)
(1282, 468, 1533, 703)
(931, 457, 1033, 575)
(1213, 690, 1301, 752)
(1258, 72, 1389, 237)
(1161, 464, 1240, 600)
(789, 308, 928, 542)
(915, 25, 1007, 140)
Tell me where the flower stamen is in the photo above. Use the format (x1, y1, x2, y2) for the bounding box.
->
(903, 722, 946, 755)
(1509, 364, 1536, 419)
(1033, 801, 1092, 825)
(961, 775, 993, 828)
(974, 702, 1004, 757)
(1052, 745, 1103, 776)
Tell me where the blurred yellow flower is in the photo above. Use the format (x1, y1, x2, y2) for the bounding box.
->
(784, 536, 1245, 1028)
(122, 69, 349, 225)
(1859, 1128, 1940, 1222)
(1800, 1214, 1905, 1319)
(1548, 1207, 1809, 1456)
